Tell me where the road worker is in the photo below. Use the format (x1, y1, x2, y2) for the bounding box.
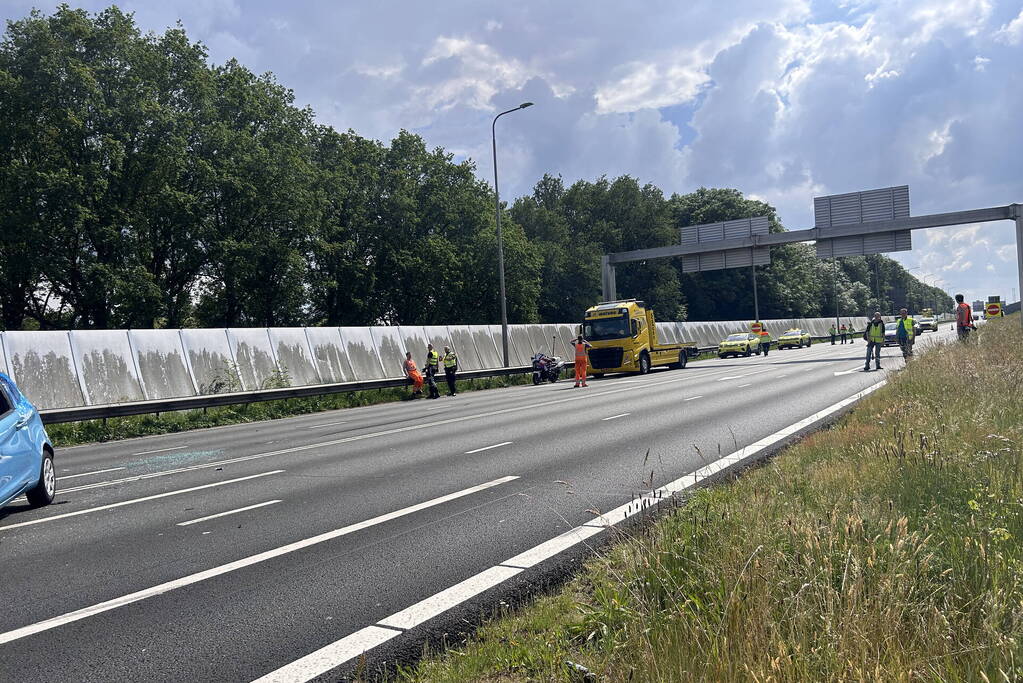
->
(403, 352, 424, 397)
(862, 311, 885, 371)
(424, 343, 441, 399)
(442, 345, 458, 396)
(573, 335, 592, 387)
(759, 325, 771, 357)
(829, 324, 837, 345)
(955, 294, 974, 341)
(896, 307, 915, 359)
(839, 323, 848, 344)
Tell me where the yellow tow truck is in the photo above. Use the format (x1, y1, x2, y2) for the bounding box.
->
(581, 300, 697, 377)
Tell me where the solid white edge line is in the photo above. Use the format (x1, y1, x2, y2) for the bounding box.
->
(177, 500, 283, 527)
(601, 413, 630, 421)
(0, 475, 519, 646)
(251, 379, 889, 682)
(58, 467, 126, 480)
(250, 626, 403, 683)
(0, 471, 285, 532)
(465, 441, 512, 454)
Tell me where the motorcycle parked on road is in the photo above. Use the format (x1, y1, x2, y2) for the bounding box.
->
(531, 353, 565, 384)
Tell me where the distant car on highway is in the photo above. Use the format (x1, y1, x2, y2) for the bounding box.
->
(883, 322, 901, 346)
(0, 373, 56, 510)
(776, 328, 811, 349)
(917, 316, 938, 332)
(718, 332, 760, 358)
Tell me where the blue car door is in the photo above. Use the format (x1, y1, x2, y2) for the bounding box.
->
(0, 384, 36, 503)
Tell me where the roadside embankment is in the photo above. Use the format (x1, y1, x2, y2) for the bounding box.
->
(401, 316, 1023, 681)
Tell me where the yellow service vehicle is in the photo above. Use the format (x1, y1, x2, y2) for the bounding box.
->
(581, 300, 696, 376)
(776, 328, 811, 349)
(718, 332, 760, 358)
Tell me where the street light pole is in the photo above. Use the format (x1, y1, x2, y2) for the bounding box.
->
(751, 264, 759, 322)
(491, 101, 534, 367)
(833, 257, 840, 328)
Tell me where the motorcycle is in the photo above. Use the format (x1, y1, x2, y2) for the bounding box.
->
(531, 352, 565, 384)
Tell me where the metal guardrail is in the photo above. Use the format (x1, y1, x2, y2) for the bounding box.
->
(39, 366, 534, 424)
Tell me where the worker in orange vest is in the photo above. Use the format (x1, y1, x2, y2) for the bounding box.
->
(403, 351, 424, 397)
(573, 335, 592, 387)
(955, 293, 974, 341)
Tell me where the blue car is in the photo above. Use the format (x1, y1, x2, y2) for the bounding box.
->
(0, 373, 56, 509)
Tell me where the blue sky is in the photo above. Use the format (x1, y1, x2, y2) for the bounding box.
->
(4, 0, 1022, 305)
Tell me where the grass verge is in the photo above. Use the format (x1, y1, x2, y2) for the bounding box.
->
(399, 316, 1023, 682)
(46, 373, 531, 448)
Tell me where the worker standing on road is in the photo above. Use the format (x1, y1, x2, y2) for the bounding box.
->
(955, 294, 974, 341)
(573, 335, 592, 388)
(896, 308, 915, 359)
(403, 352, 424, 397)
(442, 345, 458, 396)
(829, 324, 837, 345)
(759, 325, 771, 357)
(424, 343, 441, 399)
(862, 311, 885, 371)
(840, 323, 848, 344)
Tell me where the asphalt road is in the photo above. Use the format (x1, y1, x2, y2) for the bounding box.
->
(0, 328, 953, 681)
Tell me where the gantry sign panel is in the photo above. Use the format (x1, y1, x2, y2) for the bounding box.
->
(679, 215, 771, 273)
(814, 185, 912, 258)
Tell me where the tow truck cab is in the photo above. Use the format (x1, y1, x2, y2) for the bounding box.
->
(581, 300, 696, 376)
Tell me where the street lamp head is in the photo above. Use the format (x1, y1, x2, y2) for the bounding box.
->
(518, 102, 534, 109)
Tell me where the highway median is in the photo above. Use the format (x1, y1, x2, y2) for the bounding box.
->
(399, 316, 1022, 681)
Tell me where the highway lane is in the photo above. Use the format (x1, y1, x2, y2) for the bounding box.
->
(0, 329, 953, 681)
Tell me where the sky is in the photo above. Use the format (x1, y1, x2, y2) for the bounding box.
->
(4, 0, 1022, 306)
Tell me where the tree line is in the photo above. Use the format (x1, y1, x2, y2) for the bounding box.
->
(0, 6, 950, 331)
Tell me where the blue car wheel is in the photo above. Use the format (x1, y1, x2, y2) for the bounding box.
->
(25, 449, 55, 507)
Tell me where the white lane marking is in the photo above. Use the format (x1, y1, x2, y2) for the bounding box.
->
(177, 500, 282, 527)
(684, 396, 702, 401)
(61, 375, 694, 493)
(776, 374, 788, 378)
(378, 566, 523, 630)
(58, 467, 125, 480)
(717, 375, 746, 381)
(0, 476, 518, 646)
(601, 413, 630, 421)
(253, 379, 891, 680)
(737, 383, 752, 388)
(306, 421, 347, 429)
(834, 366, 865, 376)
(465, 442, 512, 454)
(0, 471, 284, 532)
(132, 446, 186, 456)
(251, 626, 403, 683)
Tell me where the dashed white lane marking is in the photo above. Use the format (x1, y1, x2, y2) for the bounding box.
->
(62, 374, 692, 494)
(0, 475, 518, 646)
(306, 421, 347, 429)
(465, 442, 512, 454)
(0, 471, 284, 533)
(717, 375, 746, 381)
(834, 366, 865, 376)
(737, 383, 752, 388)
(132, 446, 186, 456)
(177, 500, 282, 527)
(252, 379, 890, 682)
(601, 413, 630, 421)
(58, 467, 125, 480)
(684, 396, 703, 401)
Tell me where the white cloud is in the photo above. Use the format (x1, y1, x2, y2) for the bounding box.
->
(995, 8, 1023, 44)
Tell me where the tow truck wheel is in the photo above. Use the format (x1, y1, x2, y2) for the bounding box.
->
(672, 352, 687, 369)
(638, 353, 651, 374)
